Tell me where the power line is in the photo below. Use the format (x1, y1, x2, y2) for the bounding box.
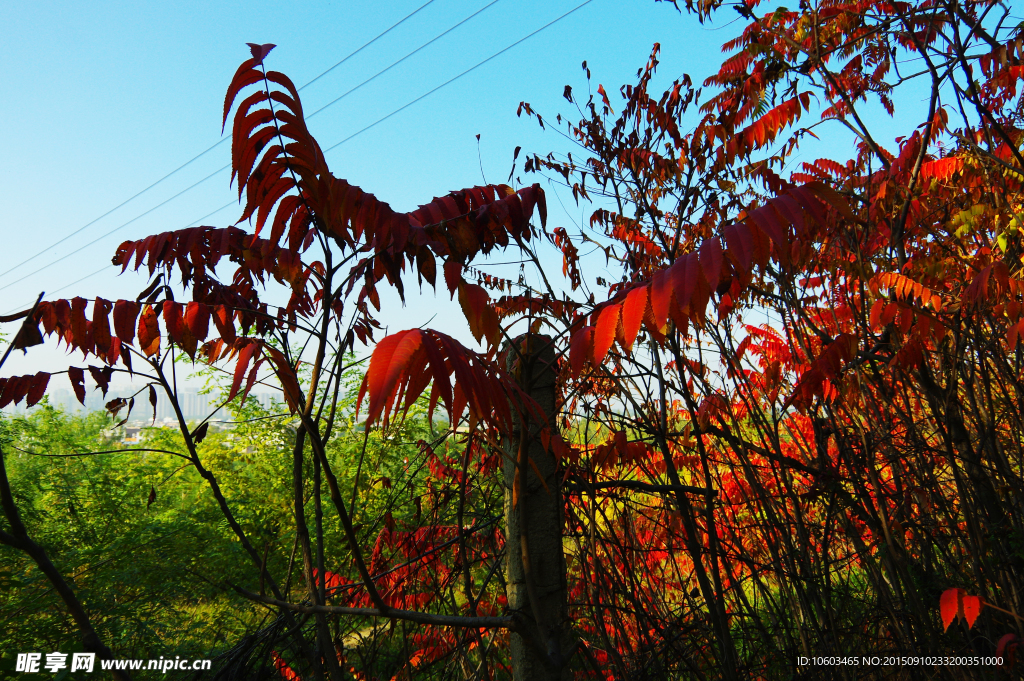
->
(299, 0, 437, 92)
(323, 0, 595, 155)
(0, 0, 438, 284)
(0, 0, 497, 295)
(2, 266, 108, 316)
(306, 0, 501, 119)
(6, 0, 595, 311)
(196, 0, 595, 228)
(0, 142, 223, 282)
(0, 165, 226, 295)
(50, 266, 111, 299)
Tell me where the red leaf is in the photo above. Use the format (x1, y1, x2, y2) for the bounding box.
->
(70, 297, 89, 352)
(147, 486, 157, 508)
(787, 185, 828, 228)
(651, 270, 672, 331)
(90, 299, 112, 355)
(88, 366, 113, 397)
(184, 302, 210, 343)
(804, 181, 857, 224)
(211, 305, 236, 344)
(192, 422, 210, 444)
(458, 283, 498, 346)
(163, 301, 184, 344)
(68, 367, 86, 405)
(229, 342, 261, 402)
(996, 634, 1020, 668)
(444, 261, 463, 299)
(593, 305, 620, 364)
(699, 239, 723, 294)
(149, 384, 158, 422)
(869, 299, 885, 331)
(723, 223, 753, 277)
(620, 287, 648, 353)
(113, 300, 140, 345)
(962, 595, 983, 629)
(247, 43, 276, 65)
(422, 336, 453, 419)
(570, 326, 595, 378)
(26, 372, 50, 407)
(940, 588, 962, 631)
(265, 346, 303, 414)
(13, 319, 44, 351)
(417, 249, 437, 288)
(223, 61, 263, 131)
(364, 330, 425, 426)
(120, 343, 133, 374)
(672, 252, 700, 317)
(0, 378, 21, 409)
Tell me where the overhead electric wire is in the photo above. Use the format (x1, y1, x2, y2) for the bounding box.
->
(0, 0, 438, 284)
(194, 0, 596, 225)
(50, 266, 111, 299)
(0, 0, 501, 297)
(305, 0, 500, 119)
(299, 0, 438, 91)
(3, 0, 595, 312)
(0, 165, 227, 296)
(322, 0, 595, 154)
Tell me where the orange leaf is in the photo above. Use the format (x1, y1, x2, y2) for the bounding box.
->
(137, 305, 161, 357)
(869, 299, 885, 331)
(593, 305, 620, 364)
(620, 287, 648, 353)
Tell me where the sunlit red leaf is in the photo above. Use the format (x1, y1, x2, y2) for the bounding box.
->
(593, 304, 621, 364)
(940, 588, 962, 631)
(229, 341, 261, 403)
(620, 286, 648, 353)
(137, 305, 161, 357)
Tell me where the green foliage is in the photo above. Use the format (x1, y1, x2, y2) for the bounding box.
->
(0, 358, 443, 677)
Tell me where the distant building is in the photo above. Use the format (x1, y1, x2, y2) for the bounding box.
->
(123, 427, 143, 445)
(2, 384, 278, 422)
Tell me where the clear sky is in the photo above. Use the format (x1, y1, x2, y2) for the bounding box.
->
(4, 0, 923, 391)
(2, 0, 751, 381)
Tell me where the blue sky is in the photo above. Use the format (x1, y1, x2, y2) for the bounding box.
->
(3, 0, 928, 391)
(3, 0, 750, 380)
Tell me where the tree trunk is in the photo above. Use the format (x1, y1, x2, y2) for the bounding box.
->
(503, 335, 573, 680)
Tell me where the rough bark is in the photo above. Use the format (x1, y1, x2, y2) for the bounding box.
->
(503, 334, 573, 680)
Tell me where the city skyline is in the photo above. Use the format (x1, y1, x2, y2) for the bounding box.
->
(2, 386, 278, 422)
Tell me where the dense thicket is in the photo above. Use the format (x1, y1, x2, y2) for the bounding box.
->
(4, 0, 1024, 679)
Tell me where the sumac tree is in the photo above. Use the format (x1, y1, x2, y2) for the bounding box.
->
(4, 0, 1024, 677)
